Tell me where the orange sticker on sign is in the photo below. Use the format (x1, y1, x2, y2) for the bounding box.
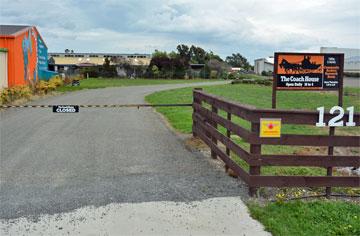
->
(260, 118, 281, 138)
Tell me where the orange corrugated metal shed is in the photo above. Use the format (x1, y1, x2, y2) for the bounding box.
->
(0, 25, 52, 87)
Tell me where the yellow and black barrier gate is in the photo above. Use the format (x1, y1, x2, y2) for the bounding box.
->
(0, 104, 193, 113)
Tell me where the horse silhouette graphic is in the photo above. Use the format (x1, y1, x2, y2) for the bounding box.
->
(279, 56, 322, 73)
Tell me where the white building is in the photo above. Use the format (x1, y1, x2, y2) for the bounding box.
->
(254, 57, 274, 75)
(320, 47, 360, 73)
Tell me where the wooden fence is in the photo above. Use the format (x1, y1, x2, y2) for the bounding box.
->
(192, 88, 360, 196)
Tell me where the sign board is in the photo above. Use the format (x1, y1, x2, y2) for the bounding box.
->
(275, 53, 343, 90)
(260, 118, 281, 138)
(53, 105, 79, 113)
(272, 52, 344, 108)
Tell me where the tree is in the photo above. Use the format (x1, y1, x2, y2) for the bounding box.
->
(207, 59, 229, 78)
(225, 53, 251, 70)
(151, 65, 160, 78)
(147, 45, 224, 79)
(208, 51, 223, 62)
(176, 44, 191, 63)
(103, 57, 111, 69)
(190, 45, 208, 64)
(101, 56, 117, 77)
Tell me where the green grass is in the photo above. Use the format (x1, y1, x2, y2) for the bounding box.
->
(248, 200, 360, 236)
(57, 78, 218, 92)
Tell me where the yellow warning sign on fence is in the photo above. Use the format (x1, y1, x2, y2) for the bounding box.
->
(260, 118, 282, 138)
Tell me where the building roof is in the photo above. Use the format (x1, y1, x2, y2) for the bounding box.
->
(49, 55, 151, 66)
(49, 52, 151, 57)
(0, 25, 31, 36)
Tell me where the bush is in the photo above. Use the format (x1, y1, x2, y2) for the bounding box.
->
(35, 76, 64, 95)
(81, 67, 100, 78)
(261, 70, 273, 76)
(49, 76, 64, 87)
(210, 70, 218, 79)
(0, 85, 32, 104)
(231, 78, 272, 86)
(344, 72, 360, 78)
(220, 72, 228, 80)
(227, 73, 236, 80)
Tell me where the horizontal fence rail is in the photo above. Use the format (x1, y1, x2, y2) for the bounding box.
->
(192, 88, 360, 197)
(0, 103, 193, 109)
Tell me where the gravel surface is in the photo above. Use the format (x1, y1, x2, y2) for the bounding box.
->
(0, 81, 250, 219)
(0, 81, 268, 235)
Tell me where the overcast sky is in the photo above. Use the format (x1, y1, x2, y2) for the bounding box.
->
(1, 0, 359, 62)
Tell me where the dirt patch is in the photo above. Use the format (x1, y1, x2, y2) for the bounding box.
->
(185, 136, 208, 150)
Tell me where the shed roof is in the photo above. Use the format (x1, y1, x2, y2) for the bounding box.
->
(0, 25, 31, 36)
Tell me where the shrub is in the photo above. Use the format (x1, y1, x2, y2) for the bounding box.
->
(210, 70, 218, 79)
(227, 73, 236, 80)
(220, 72, 228, 80)
(0, 85, 32, 104)
(261, 70, 273, 76)
(35, 81, 50, 94)
(48, 76, 64, 87)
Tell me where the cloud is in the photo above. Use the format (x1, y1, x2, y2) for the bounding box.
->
(0, 0, 359, 62)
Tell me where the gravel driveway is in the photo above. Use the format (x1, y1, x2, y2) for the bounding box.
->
(0, 81, 269, 235)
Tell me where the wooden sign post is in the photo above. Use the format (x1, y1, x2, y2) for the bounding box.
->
(272, 52, 345, 198)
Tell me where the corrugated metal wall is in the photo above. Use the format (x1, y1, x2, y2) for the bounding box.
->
(0, 27, 44, 87)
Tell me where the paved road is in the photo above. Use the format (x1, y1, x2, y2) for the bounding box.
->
(0, 82, 268, 235)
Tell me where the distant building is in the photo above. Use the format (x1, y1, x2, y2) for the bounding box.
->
(320, 47, 360, 73)
(0, 25, 56, 88)
(254, 57, 274, 75)
(48, 52, 151, 75)
(230, 67, 243, 72)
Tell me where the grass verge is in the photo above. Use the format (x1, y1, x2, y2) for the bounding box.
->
(247, 200, 360, 236)
(57, 78, 219, 92)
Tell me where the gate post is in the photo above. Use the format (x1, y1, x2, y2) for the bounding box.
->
(326, 127, 335, 198)
(210, 104, 218, 159)
(192, 88, 202, 137)
(225, 112, 232, 171)
(249, 122, 261, 197)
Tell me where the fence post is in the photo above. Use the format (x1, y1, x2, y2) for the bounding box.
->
(249, 122, 261, 197)
(192, 88, 202, 137)
(225, 112, 232, 171)
(211, 104, 218, 159)
(326, 127, 335, 198)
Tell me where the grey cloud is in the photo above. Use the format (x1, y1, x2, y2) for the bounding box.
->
(0, 0, 358, 61)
